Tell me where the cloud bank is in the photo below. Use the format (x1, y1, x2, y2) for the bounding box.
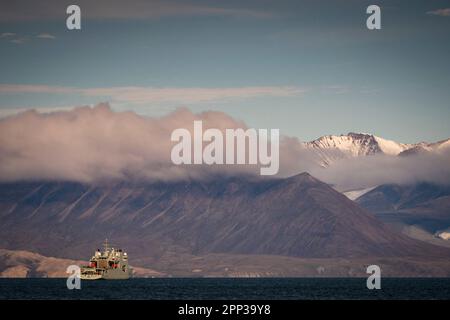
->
(310, 151, 450, 191)
(0, 104, 247, 182)
(0, 103, 449, 189)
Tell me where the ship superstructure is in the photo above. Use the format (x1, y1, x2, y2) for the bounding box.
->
(80, 239, 131, 280)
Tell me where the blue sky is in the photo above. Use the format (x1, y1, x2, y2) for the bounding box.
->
(0, 0, 450, 143)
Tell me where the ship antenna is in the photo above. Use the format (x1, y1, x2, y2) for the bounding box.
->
(103, 238, 109, 251)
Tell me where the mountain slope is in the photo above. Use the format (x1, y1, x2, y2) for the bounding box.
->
(356, 183, 450, 233)
(0, 173, 448, 267)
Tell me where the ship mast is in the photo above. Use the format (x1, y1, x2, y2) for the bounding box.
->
(103, 238, 109, 252)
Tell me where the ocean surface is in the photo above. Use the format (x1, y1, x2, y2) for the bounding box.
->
(1, 278, 450, 300)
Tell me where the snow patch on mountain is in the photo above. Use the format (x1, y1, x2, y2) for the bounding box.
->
(343, 187, 377, 201)
(373, 136, 411, 155)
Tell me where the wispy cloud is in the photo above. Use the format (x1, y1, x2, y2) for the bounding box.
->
(1, 32, 55, 44)
(82, 86, 306, 104)
(0, 0, 272, 22)
(0, 32, 16, 38)
(0, 84, 306, 105)
(36, 33, 56, 40)
(0, 106, 74, 118)
(0, 85, 73, 94)
(0, 32, 26, 44)
(427, 8, 450, 17)
(10, 38, 27, 44)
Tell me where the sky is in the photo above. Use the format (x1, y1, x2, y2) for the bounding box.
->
(1, 0, 450, 143)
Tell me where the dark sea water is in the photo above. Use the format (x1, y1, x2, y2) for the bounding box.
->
(1, 278, 450, 300)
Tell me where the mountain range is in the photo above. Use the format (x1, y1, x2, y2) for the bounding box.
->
(1, 132, 449, 277)
(302, 133, 450, 249)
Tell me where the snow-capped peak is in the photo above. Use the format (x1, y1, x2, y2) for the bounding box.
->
(303, 132, 429, 167)
(307, 132, 413, 156)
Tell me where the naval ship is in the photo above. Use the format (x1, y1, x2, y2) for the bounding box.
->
(80, 239, 132, 280)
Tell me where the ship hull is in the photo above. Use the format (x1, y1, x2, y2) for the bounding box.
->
(80, 268, 131, 280)
(80, 274, 103, 280)
(102, 269, 131, 280)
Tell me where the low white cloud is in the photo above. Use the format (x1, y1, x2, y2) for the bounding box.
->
(427, 8, 450, 17)
(0, 103, 449, 189)
(310, 152, 450, 191)
(0, 104, 253, 182)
